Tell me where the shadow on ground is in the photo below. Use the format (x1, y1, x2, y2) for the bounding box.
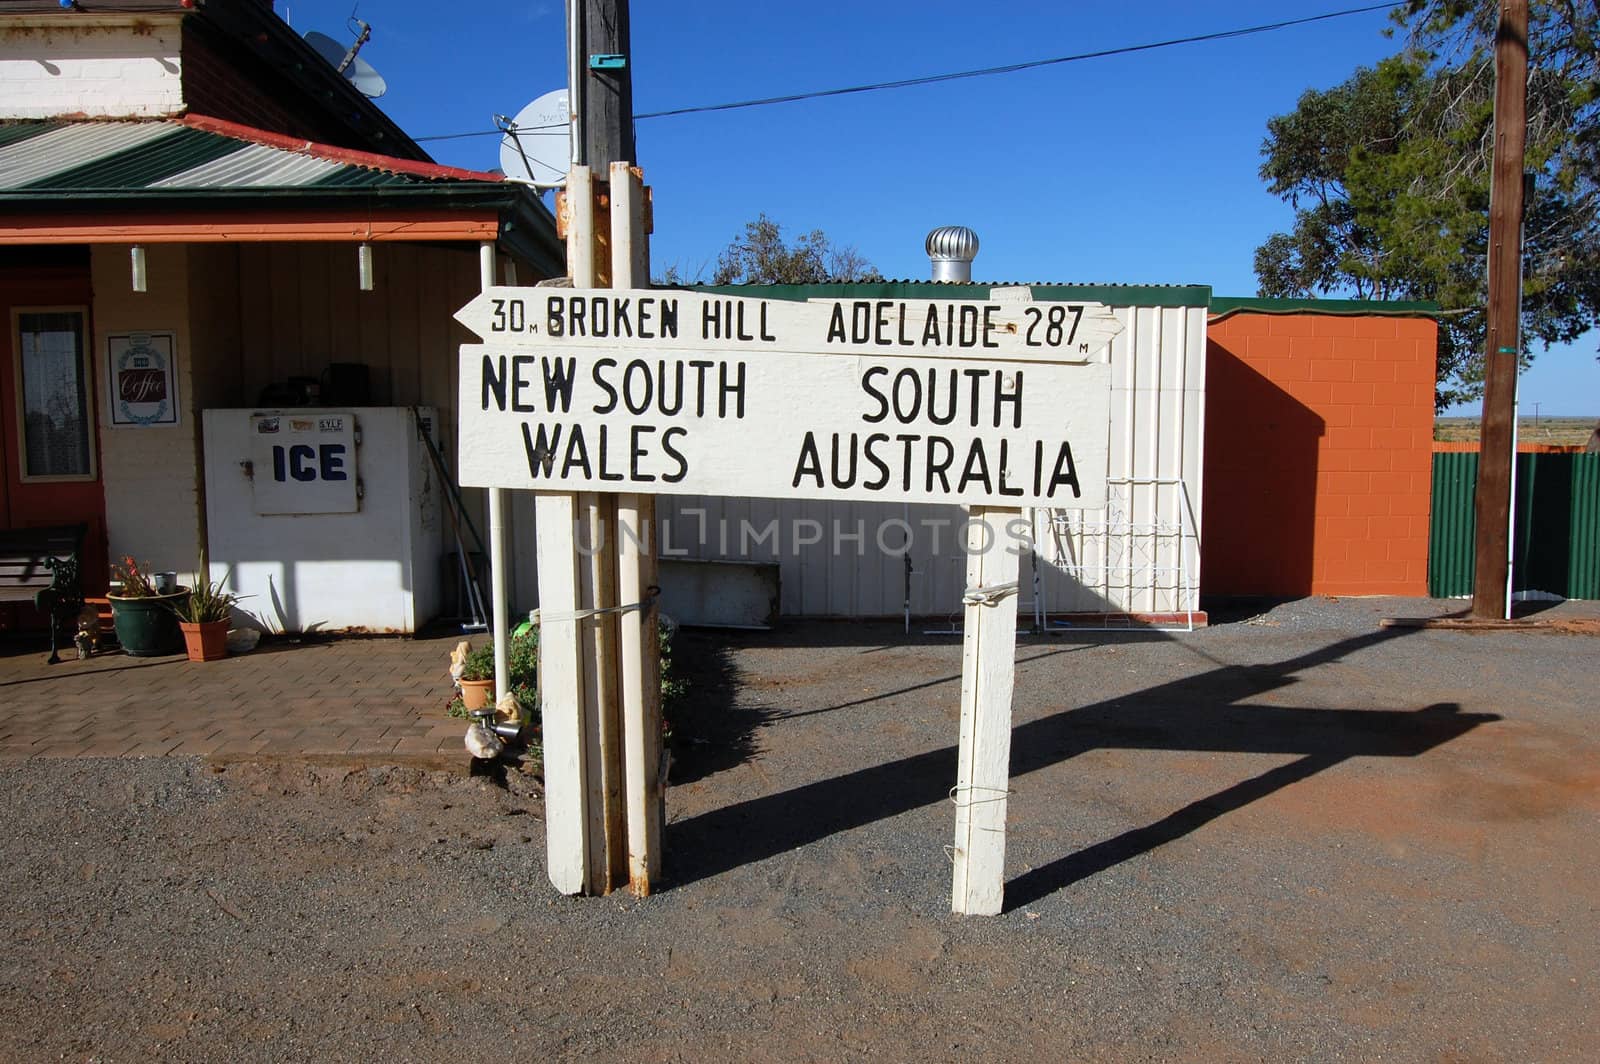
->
(666, 626, 1499, 905)
(665, 631, 779, 787)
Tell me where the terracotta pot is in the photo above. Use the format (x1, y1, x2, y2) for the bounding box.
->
(459, 678, 494, 710)
(179, 619, 229, 662)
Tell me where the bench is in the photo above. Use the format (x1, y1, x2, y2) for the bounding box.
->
(0, 523, 87, 664)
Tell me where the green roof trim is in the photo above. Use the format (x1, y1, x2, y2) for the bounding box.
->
(1209, 295, 1440, 316)
(690, 281, 1212, 308)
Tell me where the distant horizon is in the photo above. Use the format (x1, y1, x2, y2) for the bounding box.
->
(1436, 414, 1598, 421)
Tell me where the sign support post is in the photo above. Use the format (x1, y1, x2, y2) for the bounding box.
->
(951, 506, 1022, 915)
(534, 164, 591, 893)
(538, 163, 628, 894)
(608, 161, 664, 893)
(533, 487, 589, 894)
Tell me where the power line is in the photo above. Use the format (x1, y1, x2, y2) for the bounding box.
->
(634, 2, 1396, 120)
(415, 129, 505, 143)
(414, 2, 1395, 142)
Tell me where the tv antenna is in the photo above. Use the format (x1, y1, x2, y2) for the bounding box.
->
(305, 19, 387, 98)
(497, 89, 571, 189)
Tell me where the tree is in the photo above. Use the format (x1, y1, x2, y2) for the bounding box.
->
(708, 214, 881, 285)
(1255, 1, 1599, 409)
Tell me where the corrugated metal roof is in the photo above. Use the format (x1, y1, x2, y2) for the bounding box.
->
(0, 123, 173, 187)
(146, 142, 344, 189)
(0, 118, 508, 194)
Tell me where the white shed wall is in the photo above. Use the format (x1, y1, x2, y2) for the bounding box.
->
(656, 301, 1207, 619)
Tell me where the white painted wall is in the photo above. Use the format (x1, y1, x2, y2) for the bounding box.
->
(0, 17, 184, 119)
(90, 242, 205, 582)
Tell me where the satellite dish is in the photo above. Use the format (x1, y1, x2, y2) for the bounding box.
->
(305, 29, 388, 99)
(499, 89, 571, 186)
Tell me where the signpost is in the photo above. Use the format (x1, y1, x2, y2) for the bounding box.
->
(455, 290, 1116, 509)
(458, 279, 1118, 914)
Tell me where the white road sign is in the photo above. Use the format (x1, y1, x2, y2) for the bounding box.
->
(457, 344, 1113, 508)
(455, 287, 1122, 363)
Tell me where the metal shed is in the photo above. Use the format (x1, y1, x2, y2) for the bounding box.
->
(657, 282, 1209, 624)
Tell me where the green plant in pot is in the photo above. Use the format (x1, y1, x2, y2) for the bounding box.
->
(457, 641, 497, 710)
(107, 556, 187, 657)
(170, 568, 240, 662)
(450, 626, 539, 717)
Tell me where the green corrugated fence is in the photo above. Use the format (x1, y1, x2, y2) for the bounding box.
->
(1573, 455, 1600, 598)
(1429, 451, 1600, 599)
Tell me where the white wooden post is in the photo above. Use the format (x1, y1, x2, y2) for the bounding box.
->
(539, 165, 601, 895)
(579, 490, 626, 892)
(951, 506, 1022, 915)
(609, 162, 663, 893)
(534, 490, 590, 894)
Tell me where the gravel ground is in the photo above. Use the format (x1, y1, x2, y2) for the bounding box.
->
(2, 596, 1597, 1062)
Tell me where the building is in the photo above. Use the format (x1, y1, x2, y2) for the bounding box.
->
(1204, 298, 1438, 599)
(1, 0, 560, 636)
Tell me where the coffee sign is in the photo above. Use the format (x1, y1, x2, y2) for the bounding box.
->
(106, 332, 179, 427)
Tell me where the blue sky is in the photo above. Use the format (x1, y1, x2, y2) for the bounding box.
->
(291, 0, 1596, 416)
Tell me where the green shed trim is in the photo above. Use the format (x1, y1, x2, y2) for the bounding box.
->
(688, 282, 1212, 308)
(1209, 295, 1440, 317)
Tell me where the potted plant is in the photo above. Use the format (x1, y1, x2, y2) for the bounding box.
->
(170, 570, 240, 662)
(450, 626, 539, 716)
(107, 557, 187, 657)
(457, 641, 497, 709)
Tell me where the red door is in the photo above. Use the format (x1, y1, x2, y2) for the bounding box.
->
(1, 251, 109, 633)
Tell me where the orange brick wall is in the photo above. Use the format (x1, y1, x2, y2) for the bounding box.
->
(1203, 313, 1436, 597)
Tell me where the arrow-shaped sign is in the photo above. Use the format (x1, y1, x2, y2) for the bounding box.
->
(455, 287, 1122, 364)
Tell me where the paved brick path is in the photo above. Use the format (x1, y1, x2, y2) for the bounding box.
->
(0, 633, 470, 761)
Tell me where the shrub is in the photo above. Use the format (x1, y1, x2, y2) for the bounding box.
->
(459, 641, 496, 682)
(447, 622, 685, 731)
(171, 573, 239, 624)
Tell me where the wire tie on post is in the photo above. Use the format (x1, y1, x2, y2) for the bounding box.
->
(962, 581, 1020, 607)
(527, 586, 659, 627)
(948, 784, 1016, 808)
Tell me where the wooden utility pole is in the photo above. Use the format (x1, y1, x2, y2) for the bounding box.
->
(1471, 0, 1528, 620)
(582, 0, 635, 166)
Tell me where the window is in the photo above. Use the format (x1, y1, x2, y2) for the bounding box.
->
(16, 310, 92, 479)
